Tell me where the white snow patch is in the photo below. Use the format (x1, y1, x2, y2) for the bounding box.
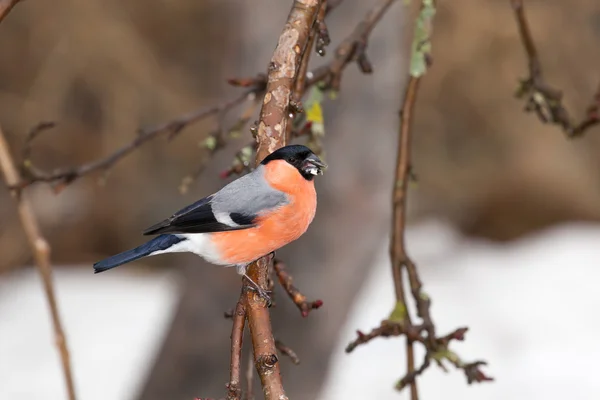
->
(0, 268, 179, 400)
(318, 220, 600, 400)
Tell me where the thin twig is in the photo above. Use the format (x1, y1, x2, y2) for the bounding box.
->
(345, 320, 423, 353)
(292, 2, 321, 102)
(315, 2, 331, 56)
(391, 1, 437, 394)
(347, 0, 492, 393)
(396, 354, 430, 391)
(12, 87, 262, 190)
(286, 0, 325, 141)
(0, 126, 77, 400)
(308, 0, 398, 91)
(274, 340, 300, 365)
(15, 0, 393, 191)
(389, 0, 431, 393)
(0, 0, 20, 24)
(179, 95, 260, 194)
(273, 259, 323, 318)
(22, 121, 57, 161)
(243, 2, 322, 400)
(226, 301, 246, 400)
(393, 75, 424, 400)
(510, 0, 600, 137)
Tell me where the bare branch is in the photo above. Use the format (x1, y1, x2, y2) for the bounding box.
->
(241, 2, 322, 400)
(13, 86, 263, 190)
(391, 78, 422, 398)
(308, 0, 398, 91)
(510, 0, 600, 137)
(220, 0, 397, 170)
(275, 339, 301, 365)
(13, 0, 397, 192)
(0, 126, 77, 400)
(396, 354, 430, 391)
(292, 2, 322, 101)
(273, 259, 323, 317)
(286, 0, 327, 141)
(345, 320, 424, 353)
(226, 301, 246, 400)
(179, 96, 260, 194)
(345, 0, 492, 395)
(253, 1, 321, 161)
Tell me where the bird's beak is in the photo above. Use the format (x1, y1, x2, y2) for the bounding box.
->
(303, 154, 327, 175)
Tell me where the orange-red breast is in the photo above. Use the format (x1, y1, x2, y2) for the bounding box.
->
(93, 145, 326, 295)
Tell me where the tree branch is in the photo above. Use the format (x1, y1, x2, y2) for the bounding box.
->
(12, 86, 263, 190)
(273, 259, 323, 317)
(345, 320, 423, 353)
(392, 75, 422, 400)
(12, 0, 395, 192)
(347, 0, 492, 394)
(510, 0, 600, 137)
(0, 126, 77, 400)
(388, 1, 435, 396)
(274, 339, 301, 365)
(286, 0, 326, 141)
(242, 2, 322, 399)
(226, 301, 246, 400)
(307, 0, 398, 91)
(180, 96, 261, 194)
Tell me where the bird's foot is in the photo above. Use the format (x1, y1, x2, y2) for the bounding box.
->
(243, 273, 272, 307)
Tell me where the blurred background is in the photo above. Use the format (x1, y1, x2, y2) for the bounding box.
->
(1, 0, 600, 399)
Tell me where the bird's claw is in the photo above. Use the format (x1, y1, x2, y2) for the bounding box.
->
(246, 285, 272, 307)
(243, 273, 272, 307)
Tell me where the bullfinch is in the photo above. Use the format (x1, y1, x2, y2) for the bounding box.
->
(93, 144, 326, 298)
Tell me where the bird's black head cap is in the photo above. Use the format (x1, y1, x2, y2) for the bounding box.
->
(260, 144, 327, 180)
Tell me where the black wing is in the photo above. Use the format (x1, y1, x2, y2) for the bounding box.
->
(142, 195, 255, 235)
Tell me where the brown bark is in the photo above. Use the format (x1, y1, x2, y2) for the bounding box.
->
(244, 1, 321, 399)
(226, 301, 246, 400)
(254, 0, 320, 162)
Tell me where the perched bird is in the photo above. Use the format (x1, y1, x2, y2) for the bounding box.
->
(93, 144, 326, 298)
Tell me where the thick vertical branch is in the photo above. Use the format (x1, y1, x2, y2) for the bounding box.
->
(0, 126, 77, 400)
(254, 0, 321, 161)
(243, 1, 321, 400)
(0, 0, 20, 24)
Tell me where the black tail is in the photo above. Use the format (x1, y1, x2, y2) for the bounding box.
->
(93, 234, 185, 273)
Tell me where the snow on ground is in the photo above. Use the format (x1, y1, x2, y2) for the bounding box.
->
(0, 268, 179, 400)
(318, 220, 600, 400)
(2, 220, 600, 400)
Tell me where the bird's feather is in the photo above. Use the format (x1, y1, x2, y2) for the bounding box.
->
(94, 234, 185, 273)
(143, 166, 289, 236)
(142, 195, 244, 235)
